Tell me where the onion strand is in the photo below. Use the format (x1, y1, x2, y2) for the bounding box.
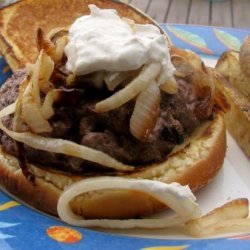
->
(22, 83, 52, 133)
(41, 89, 61, 119)
(94, 63, 161, 113)
(57, 177, 201, 228)
(21, 51, 55, 133)
(130, 81, 160, 141)
(104, 69, 140, 91)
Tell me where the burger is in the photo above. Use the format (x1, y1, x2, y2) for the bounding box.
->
(0, 2, 227, 223)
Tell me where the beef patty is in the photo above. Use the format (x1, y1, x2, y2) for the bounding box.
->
(0, 70, 202, 174)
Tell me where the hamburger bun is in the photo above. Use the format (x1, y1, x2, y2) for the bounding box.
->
(0, 0, 227, 220)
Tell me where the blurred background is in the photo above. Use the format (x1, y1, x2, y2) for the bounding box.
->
(124, 0, 249, 29)
(0, 0, 249, 29)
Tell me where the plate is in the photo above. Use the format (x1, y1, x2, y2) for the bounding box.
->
(0, 24, 249, 250)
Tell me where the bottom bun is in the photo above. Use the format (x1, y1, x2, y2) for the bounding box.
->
(0, 112, 226, 219)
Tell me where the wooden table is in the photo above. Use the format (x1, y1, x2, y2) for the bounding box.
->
(124, 0, 250, 29)
(1, 0, 249, 29)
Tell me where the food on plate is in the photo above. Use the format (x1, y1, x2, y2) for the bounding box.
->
(215, 38, 250, 157)
(239, 35, 250, 78)
(57, 177, 202, 228)
(0, 1, 228, 225)
(186, 198, 250, 237)
(57, 178, 250, 233)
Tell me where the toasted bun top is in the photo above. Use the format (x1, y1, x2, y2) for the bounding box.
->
(0, 0, 170, 71)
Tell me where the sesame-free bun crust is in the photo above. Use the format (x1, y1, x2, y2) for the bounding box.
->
(0, 0, 170, 71)
(0, 111, 226, 219)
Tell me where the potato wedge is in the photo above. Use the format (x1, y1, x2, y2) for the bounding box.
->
(216, 51, 250, 99)
(240, 35, 250, 78)
(214, 71, 250, 156)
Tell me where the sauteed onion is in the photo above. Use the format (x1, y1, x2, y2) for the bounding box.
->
(37, 27, 68, 65)
(21, 52, 53, 133)
(130, 81, 160, 141)
(57, 177, 201, 228)
(104, 69, 139, 91)
(94, 63, 161, 112)
(41, 89, 62, 119)
(58, 177, 250, 234)
(22, 83, 52, 133)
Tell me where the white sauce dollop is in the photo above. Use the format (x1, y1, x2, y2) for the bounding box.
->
(65, 4, 175, 80)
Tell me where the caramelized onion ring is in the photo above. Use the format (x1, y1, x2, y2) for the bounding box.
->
(22, 52, 52, 133)
(22, 83, 52, 133)
(37, 27, 68, 66)
(41, 89, 62, 119)
(57, 177, 201, 228)
(104, 69, 139, 91)
(94, 63, 161, 113)
(130, 82, 160, 141)
(160, 76, 178, 94)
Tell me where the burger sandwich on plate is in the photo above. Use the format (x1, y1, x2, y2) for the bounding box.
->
(0, 0, 233, 231)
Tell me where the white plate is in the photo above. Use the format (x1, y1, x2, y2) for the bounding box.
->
(100, 57, 250, 239)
